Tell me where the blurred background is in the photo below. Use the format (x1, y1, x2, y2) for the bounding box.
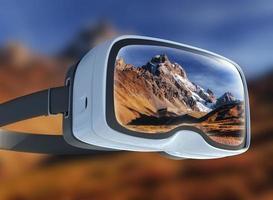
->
(0, 0, 273, 199)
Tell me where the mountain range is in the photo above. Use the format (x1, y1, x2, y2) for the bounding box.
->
(114, 54, 242, 129)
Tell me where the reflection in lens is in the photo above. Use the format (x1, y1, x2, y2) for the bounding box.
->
(113, 45, 246, 147)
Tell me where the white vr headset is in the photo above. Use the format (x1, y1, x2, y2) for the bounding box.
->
(0, 35, 251, 159)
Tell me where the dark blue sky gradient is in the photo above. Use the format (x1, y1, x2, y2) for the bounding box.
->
(0, 0, 273, 77)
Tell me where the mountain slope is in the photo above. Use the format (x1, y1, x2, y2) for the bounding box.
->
(114, 54, 238, 126)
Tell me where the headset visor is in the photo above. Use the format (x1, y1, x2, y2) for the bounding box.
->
(113, 44, 247, 147)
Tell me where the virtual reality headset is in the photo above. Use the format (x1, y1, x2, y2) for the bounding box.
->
(0, 35, 251, 159)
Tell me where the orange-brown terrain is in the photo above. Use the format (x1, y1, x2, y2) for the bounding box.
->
(114, 55, 244, 145)
(0, 24, 272, 200)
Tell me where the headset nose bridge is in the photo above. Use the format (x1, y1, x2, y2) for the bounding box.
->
(163, 131, 231, 159)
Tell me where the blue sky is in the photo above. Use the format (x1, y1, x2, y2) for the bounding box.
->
(0, 0, 273, 78)
(118, 45, 245, 100)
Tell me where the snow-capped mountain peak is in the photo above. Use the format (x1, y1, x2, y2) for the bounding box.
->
(215, 92, 238, 108)
(116, 54, 238, 115)
(140, 55, 217, 113)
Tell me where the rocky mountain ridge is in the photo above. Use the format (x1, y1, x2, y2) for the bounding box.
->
(115, 54, 240, 125)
